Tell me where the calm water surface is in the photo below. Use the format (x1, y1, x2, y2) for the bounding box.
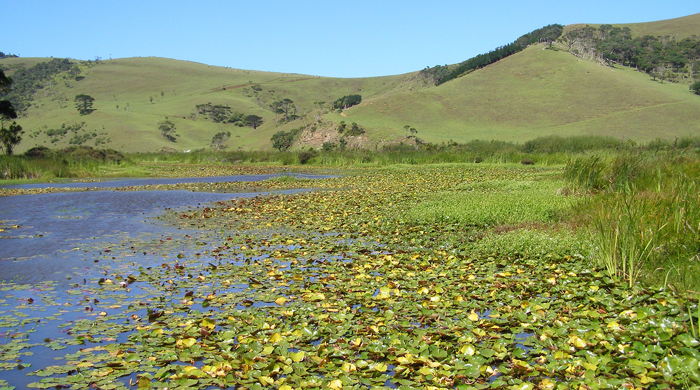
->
(0, 174, 324, 389)
(1, 173, 327, 283)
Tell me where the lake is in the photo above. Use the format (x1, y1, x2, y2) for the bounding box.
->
(0, 173, 326, 389)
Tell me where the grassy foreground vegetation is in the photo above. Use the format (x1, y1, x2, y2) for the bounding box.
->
(1, 136, 700, 388)
(565, 152, 700, 292)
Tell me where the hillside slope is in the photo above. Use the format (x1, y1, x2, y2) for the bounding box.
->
(3, 14, 700, 152)
(340, 44, 700, 144)
(1, 56, 426, 153)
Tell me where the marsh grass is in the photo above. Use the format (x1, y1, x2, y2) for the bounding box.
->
(406, 179, 574, 228)
(264, 173, 312, 184)
(567, 152, 700, 292)
(592, 195, 662, 287)
(0, 155, 74, 179)
(465, 228, 592, 262)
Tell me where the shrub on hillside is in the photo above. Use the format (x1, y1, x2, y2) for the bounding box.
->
(298, 150, 316, 164)
(24, 146, 52, 158)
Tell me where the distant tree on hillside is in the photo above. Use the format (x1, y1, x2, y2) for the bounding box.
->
(211, 131, 231, 150)
(271, 98, 296, 121)
(271, 130, 295, 151)
(332, 95, 362, 110)
(245, 114, 263, 129)
(0, 121, 23, 155)
(280, 98, 296, 120)
(196, 103, 232, 123)
(68, 65, 83, 81)
(74, 94, 95, 115)
(0, 70, 11, 92)
(691, 81, 700, 95)
(0, 100, 16, 120)
(0, 70, 23, 155)
(158, 117, 177, 142)
(346, 122, 365, 136)
(0, 100, 17, 124)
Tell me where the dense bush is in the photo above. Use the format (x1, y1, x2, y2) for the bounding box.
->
(332, 95, 362, 110)
(297, 150, 316, 164)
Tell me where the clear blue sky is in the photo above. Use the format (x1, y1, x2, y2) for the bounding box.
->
(5, 1, 699, 78)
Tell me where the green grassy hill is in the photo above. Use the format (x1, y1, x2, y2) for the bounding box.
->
(2, 56, 426, 153)
(342, 45, 700, 144)
(3, 13, 700, 153)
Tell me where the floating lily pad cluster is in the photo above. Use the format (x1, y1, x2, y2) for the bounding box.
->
(0, 165, 698, 389)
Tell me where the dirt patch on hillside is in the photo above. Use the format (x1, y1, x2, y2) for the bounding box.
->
(296, 125, 369, 149)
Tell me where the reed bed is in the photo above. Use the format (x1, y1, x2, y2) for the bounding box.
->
(565, 152, 700, 292)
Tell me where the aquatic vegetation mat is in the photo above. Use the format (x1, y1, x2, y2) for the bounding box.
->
(0, 165, 698, 389)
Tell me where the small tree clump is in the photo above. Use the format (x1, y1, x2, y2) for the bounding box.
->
(158, 118, 177, 142)
(298, 150, 316, 164)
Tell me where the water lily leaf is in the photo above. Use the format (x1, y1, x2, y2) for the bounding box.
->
(460, 344, 476, 356)
(258, 376, 274, 386)
(201, 318, 215, 329)
(512, 358, 533, 373)
(269, 333, 283, 343)
(373, 362, 388, 372)
(567, 334, 587, 349)
(327, 379, 342, 390)
(341, 362, 356, 372)
(290, 351, 305, 362)
(538, 378, 556, 390)
(177, 337, 197, 348)
(480, 349, 495, 358)
(137, 377, 151, 389)
(302, 293, 325, 302)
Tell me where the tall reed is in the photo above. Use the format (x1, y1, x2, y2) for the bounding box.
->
(567, 152, 700, 291)
(592, 194, 664, 287)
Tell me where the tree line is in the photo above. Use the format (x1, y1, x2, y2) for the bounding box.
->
(560, 24, 700, 83)
(0, 58, 74, 114)
(194, 103, 263, 129)
(420, 24, 564, 85)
